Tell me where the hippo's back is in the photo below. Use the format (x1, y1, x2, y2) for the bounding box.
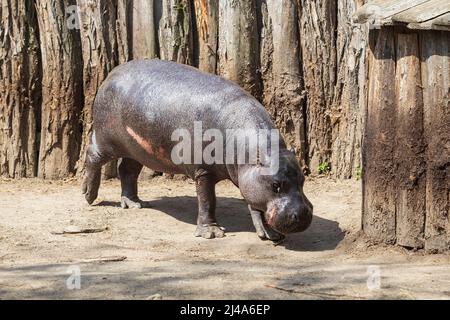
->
(94, 59, 267, 128)
(91, 59, 275, 172)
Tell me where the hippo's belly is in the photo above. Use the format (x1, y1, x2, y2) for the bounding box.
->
(120, 124, 185, 175)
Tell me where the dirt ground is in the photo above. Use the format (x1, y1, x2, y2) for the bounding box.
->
(0, 176, 449, 300)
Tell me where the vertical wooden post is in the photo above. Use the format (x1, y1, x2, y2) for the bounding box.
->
(159, 0, 194, 65)
(260, 0, 307, 167)
(394, 33, 426, 249)
(193, 0, 219, 74)
(0, 0, 41, 178)
(420, 31, 450, 252)
(362, 28, 397, 243)
(131, 0, 158, 59)
(36, 0, 84, 179)
(76, 0, 122, 179)
(298, 0, 337, 173)
(117, 0, 131, 64)
(218, 0, 261, 99)
(330, 0, 367, 179)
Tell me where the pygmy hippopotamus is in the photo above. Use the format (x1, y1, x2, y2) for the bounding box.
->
(82, 59, 313, 242)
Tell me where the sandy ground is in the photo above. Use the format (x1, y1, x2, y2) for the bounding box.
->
(0, 176, 449, 300)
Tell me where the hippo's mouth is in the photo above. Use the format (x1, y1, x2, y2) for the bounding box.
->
(264, 204, 313, 235)
(264, 206, 286, 236)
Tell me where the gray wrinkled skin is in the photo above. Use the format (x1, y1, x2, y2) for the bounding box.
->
(82, 59, 313, 241)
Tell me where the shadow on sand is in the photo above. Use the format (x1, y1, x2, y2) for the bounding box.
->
(97, 196, 344, 252)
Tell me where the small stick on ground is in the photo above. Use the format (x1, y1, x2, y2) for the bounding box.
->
(51, 226, 109, 235)
(67, 256, 127, 264)
(265, 284, 363, 300)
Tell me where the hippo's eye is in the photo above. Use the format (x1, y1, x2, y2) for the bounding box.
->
(272, 182, 281, 193)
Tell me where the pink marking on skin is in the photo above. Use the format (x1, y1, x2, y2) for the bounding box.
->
(267, 207, 277, 225)
(126, 126, 155, 155)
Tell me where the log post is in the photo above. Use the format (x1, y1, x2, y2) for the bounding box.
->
(131, 0, 158, 59)
(159, 0, 194, 65)
(394, 33, 426, 249)
(362, 28, 397, 244)
(298, 0, 337, 174)
(35, 0, 84, 179)
(330, 0, 367, 179)
(420, 31, 450, 252)
(76, 0, 122, 179)
(117, 0, 131, 64)
(0, 0, 41, 178)
(193, 0, 219, 73)
(260, 0, 307, 167)
(218, 0, 261, 99)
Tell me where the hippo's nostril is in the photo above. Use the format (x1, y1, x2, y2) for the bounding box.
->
(291, 213, 300, 224)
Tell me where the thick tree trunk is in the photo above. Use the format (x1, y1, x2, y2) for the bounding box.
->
(35, 0, 83, 179)
(330, 0, 367, 179)
(131, 0, 158, 59)
(298, 0, 337, 173)
(260, 0, 307, 168)
(0, 0, 40, 178)
(193, 0, 219, 73)
(362, 29, 397, 244)
(218, 0, 261, 99)
(420, 31, 450, 252)
(76, 0, 121, 179)
(159, 0, 194, 64)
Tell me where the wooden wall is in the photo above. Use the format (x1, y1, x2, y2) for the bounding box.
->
(363, 27, 450, 252)
(0, 0, 367, 179)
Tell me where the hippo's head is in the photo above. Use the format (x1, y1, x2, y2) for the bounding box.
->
(238, 149, 313, 235)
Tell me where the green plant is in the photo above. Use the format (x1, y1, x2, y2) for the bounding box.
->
(355, 167, 362, 181)
(317, 162, 330, 175)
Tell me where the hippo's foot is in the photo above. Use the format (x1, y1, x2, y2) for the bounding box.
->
(249, 208, 285, 243)
(120, 196, 142, 209)
(256, 224, 285, 243)
(82, 178, 99, 205)
(195, 223, 226, 239)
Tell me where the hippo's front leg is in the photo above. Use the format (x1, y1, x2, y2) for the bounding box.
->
(249, 206, 285, 242)
(194, 171, 225, 239)
(118, 158, 143, 209)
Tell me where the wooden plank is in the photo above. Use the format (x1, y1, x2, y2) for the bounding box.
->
(407, 20, 450, 32)
(394, 33, 426, 249)
(407, 12, 450, 31)
(362, 28, 397, 244)
(420, 31, 450, 253)
(354, 0, 430, 23)
(392, 0, 450, 23)
(432, 12, 450, 26)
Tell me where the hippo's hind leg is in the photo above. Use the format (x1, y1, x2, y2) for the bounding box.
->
(118, 158, 143, 209)
(194, 171, 225, 239)
(82, 141, 110, 205)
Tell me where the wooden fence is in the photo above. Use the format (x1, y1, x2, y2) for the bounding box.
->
(0, 0, 367, 179)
